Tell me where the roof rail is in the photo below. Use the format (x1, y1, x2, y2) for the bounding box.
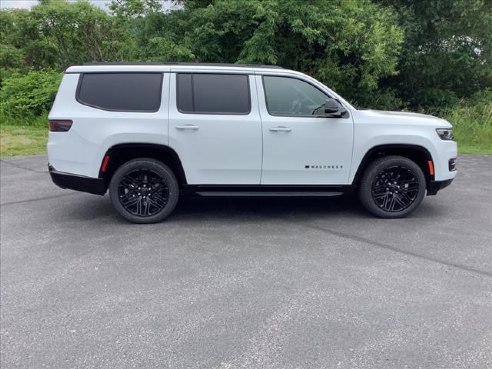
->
(82, 62, 284, 69)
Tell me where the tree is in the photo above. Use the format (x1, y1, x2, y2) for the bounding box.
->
(376, 0, 492, 110)
(138, 0, 404, 107)
(109, 0, 163, 18)
(0, 1, 127, 70)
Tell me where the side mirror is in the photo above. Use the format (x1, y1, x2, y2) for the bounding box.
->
(324, 98, 346, 118)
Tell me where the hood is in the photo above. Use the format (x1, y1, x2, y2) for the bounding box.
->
(355, 109, 452, 128)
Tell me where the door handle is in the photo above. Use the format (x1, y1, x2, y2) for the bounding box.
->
(175, 124, 199, 130)
(269, 126, 292, 132)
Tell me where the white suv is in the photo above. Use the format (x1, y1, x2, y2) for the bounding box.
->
(48, 63, 457, 223)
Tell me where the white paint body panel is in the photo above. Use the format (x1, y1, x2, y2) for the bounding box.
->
(48, 64, 457, 187)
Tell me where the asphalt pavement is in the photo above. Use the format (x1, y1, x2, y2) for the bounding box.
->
(1, 155, 491, 369)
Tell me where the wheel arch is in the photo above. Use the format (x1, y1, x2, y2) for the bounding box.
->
(99, 143, 187, 188)
(352, 144, 434, 189)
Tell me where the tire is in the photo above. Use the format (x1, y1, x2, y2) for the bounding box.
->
(109, 158, 179, 224)
(359, 155, 426, 218)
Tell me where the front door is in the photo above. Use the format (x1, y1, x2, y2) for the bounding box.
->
(257, 75, 354, 185)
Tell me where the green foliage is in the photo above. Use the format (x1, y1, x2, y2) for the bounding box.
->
(0, 1, 126, 70)
(0, 70, 62, 118)
(129, 0, 404, 107)
(110, 0, 163, 18)
(376, 0, 492, 110)
(443, 90, 492, 154)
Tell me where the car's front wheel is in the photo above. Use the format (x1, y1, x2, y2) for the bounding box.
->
(359, 155, 426, 218)
(109, 158, 179, 223)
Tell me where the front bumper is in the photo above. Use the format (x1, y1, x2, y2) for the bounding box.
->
(427, 178, 454, 196)
(49, 165, 106, 195)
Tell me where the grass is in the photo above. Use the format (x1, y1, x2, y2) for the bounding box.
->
(1, 123, 48, 157)
(443, 97, 492, 155)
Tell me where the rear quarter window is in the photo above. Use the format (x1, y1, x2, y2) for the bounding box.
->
(77, 73, 163, 112)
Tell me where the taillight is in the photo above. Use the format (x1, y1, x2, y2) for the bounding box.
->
(49, 120, 73, 132)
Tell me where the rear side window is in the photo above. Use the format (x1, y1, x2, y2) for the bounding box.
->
(77, 73, 163, 112)
(177, 73, 250, 114)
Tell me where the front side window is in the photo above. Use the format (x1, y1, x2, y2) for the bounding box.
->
(263, 76, 328, 116)
(77, 73, 163, 112)
(177, 73, 250, 114)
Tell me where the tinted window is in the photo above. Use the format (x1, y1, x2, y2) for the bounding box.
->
(77, 73, 162, 112)
(263, 76, 328, 116)
(177, 74, 250, 114)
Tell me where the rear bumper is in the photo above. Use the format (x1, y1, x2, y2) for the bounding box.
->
(427, 178, 454, 196)
(49, 165, 106, 195)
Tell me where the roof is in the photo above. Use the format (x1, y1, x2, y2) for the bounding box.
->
(83, 62, 284, 69)
(66, 62, 285, 74)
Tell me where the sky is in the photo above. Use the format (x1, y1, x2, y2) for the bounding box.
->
(0, 0, 110, 9)
(0, 0, 175, 10)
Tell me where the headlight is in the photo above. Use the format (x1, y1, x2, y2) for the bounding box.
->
(436, 128, 454, 140)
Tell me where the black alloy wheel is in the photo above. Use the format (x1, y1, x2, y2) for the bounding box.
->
(109, 158, 179, 223)
(359, 156, 426, 218)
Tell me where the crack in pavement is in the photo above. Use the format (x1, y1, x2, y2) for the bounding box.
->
(289, 220, 492, 279)
(0, 158, 80, 206)
(0, 159, 47, 174)
(0, 192, 79, 207)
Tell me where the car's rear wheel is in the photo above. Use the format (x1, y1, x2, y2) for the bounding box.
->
(109, 158, 179, 223)
(359, 155, 426, 218)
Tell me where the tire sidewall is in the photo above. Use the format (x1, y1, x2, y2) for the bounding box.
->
(359, 156, 426, 218)
(109, 158, 179, 223)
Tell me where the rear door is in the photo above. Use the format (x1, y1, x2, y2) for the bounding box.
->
(169, 71, 262, 184)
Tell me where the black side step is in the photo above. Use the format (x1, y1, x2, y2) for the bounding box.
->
(195, 191, 344, 197)
(183, 184, 353, 197)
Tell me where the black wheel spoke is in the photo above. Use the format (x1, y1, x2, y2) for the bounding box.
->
(383, 194, 391, 209)
(151, 193, 167, 206)
(399, 191, 414, 204)
(135, 197, 143, 215)
(148, 197, 165, 209)
(393, 194, 407, 208)
(372, 183, 386, 193)
(401, 178, 417, 185)
(389, 197, 397, 211)
(144, 199, 152, 216)
(120, 177, 138, 189)
(120, 196, 139, 208)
